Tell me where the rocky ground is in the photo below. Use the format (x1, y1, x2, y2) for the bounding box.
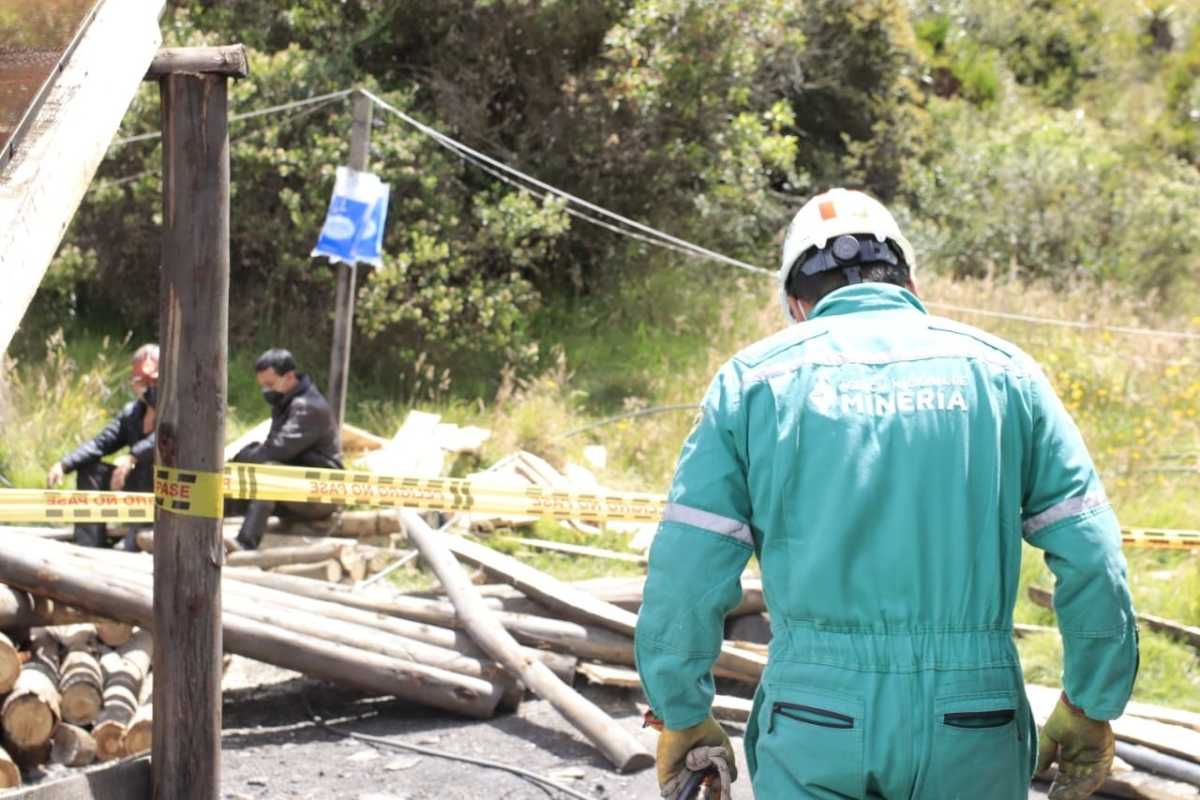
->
(215, 659, 1056, 800)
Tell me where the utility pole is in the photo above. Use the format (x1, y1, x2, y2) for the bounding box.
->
(148, 44, 247, 800)
(327, 89, 373, 433)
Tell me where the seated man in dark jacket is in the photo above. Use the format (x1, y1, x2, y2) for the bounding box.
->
(47, 344, 159, 549)
(226, 348, 344, 551)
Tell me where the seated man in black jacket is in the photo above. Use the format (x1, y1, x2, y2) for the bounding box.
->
(226, 348, 344, 551)
(47, 344, 159, 549)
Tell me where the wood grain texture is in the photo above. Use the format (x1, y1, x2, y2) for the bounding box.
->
(154, 68, 233, 800)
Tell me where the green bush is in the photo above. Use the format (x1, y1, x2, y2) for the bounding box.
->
(904, 99, 1200, 296)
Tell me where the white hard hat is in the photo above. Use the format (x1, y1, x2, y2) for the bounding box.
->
(778, 188, 915, 321)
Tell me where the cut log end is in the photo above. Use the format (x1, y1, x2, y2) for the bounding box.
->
(60, 683, 103, 726)
(0, 634, 19, 695)
(1, 694, 58, 750)
(92, 720, 128, 762)
(0, 744, 20, 789)
(96, 620, 133, 647)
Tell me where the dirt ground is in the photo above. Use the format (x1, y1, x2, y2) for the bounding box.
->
(216, 659, 1057, 800)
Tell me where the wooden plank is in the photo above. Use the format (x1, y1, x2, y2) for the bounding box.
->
(1, 755, 149, 799)
(0, 0, 164, 355)
(153, 63, 234, 800)
(1026, 684, 1200, 764)
(1029, 585, 1200, 649)
(145, 45, 248, 79)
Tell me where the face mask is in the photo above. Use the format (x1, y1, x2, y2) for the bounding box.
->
(142, 385, 157, 408)
(261, 388, 284, 406)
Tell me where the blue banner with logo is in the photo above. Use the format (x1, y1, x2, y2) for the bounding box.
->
(312, 166, 390, 267)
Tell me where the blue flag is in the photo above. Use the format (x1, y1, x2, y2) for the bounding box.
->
(312, 166, 390, 267)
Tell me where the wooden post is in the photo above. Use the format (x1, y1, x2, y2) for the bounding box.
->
(326, 90, 374, 431)
(152, 44, 246, 800)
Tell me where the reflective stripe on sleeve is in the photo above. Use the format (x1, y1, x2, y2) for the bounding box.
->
(1023, 492, 1109, 537)
(662, 502, 753, 547)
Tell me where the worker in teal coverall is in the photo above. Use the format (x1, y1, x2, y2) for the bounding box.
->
(635, 189, 1139, 799)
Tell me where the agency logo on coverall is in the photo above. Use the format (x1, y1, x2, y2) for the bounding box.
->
(810, 377, 969, 416)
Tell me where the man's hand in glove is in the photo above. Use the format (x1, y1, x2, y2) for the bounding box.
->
(653, 714, 736, 796)
(1038, 693, 1114, 800)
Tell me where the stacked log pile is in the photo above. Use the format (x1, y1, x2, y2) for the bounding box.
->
(0, 520, 1197, 794)
(0, 615, 157, 790)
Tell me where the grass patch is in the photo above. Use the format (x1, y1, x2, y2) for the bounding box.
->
(5, 272, 1200, 710)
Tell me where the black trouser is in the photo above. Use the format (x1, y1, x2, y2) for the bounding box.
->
(223, 497, 337, 550)
(73, 460, 153, 549)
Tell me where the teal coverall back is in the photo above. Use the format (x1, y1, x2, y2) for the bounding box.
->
(635, 284, 1138, 799)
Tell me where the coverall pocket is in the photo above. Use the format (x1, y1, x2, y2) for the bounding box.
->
(916, 691, 1024, 800)
(754, 685, 864, 799)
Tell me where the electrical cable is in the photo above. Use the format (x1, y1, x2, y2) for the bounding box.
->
(301, 694, 596, 800)
(363, 89, 774, 278)
(110, 88, 355, 146)
(91, 84, 1200, 344)
(557, 404, 701, 439)
(91, 94, 346, 193)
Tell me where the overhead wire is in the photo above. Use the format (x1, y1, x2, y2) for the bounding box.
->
(109, 88, 356, 147)
(86, 85, 1200, 344)
(91, 93, 348, 193)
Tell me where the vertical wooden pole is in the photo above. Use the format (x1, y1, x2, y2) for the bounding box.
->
(152, 47, 244, 800)
(327, 89, 374, 431)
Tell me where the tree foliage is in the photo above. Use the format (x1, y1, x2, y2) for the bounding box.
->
(22, 0, 1200, 398)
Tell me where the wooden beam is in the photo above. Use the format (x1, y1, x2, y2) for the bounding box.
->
(0, 0, 164, 355)
(145, 46, 249, 79)
(401, 511, 654, 773)
(1028, 585, 1200, 649)
(153, 63, 235, 800)
(437, 530, 766, 680)
(326, 90, 374, 431)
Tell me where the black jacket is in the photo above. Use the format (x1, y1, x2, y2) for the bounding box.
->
(61, 400, 155, 473)
(236, 374, 343, 469)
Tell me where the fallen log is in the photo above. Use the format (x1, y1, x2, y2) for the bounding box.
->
(401, 510, 654, 773)
(228, 541, 350, 570)
(57, 549, 564, 691)
(275, 559, 344, 582)
(433, 529, 765, 680)
(0, 586, 94, 630)
(1, 630, 60, 752)
(56, 624, 103, 725)
(579, 662, 755, 723)
(571, 575, 766, 617)
(1028, 585, 1200, 650)
(1116, 741, 1200, 790)
(226, 567, 640, 666)
(0, 632, 20, 695)
(51, 722, 96, 767)
(0, 539, 505, 719)
(0, 743, 18, 788)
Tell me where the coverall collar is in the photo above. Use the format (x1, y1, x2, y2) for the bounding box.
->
(808, 282, 927, 321)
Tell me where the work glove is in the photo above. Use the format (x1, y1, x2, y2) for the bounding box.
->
(654, 714, 737, 797)
(1037, 693, 1114, 800)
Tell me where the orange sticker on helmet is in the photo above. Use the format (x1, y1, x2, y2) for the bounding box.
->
(819, 201, 836, 220)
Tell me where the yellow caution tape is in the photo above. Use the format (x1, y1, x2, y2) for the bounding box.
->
(1, 463, 1199, 550)
(0, 489, 155, 523)
(1121, 527, 1200, 550)
(154, 466, 224, 520)
(222, 463, 667, 523)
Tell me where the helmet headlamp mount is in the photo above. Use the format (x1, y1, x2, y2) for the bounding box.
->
(790, 233, 904, 287)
